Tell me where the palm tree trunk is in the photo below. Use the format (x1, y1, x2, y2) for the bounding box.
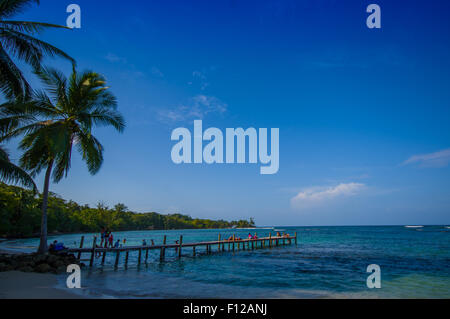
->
(37, 159, 54, 254)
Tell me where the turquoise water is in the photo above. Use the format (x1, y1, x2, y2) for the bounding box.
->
(1, 226, 449, 298)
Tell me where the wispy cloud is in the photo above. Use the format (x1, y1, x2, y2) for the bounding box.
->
(151, 66, 164, 78)
(157, 95, 227, 124)
(105, 53, 127, 64)
(291, 183, 365, 210)
(402, 148, 450, 168)
(188, 70, 210, 90)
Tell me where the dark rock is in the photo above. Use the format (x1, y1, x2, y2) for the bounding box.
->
(55, 265, 67, 274)
(0, 263, 14, 272)
(18, 266, 34, 273)
(34, 263, 52, 273)
(34, 254, 47, 264)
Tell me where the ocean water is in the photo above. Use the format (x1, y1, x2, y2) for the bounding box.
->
(1, 226, 449, 298)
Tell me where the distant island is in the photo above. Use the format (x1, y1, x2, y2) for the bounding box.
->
(0, 183, 255, 239)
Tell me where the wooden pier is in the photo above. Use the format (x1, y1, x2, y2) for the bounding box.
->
(67, 232, 298, 268)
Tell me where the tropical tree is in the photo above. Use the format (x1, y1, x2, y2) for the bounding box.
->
(3, 67, 125, 253)
(0, 144, 36, 189)
(0, 0, 74, 99)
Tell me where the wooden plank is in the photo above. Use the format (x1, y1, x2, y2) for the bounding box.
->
(89, 236, 97, 267)
(77, 236, 84, 259)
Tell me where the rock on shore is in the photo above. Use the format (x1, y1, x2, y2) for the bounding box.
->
(0, 253, 85, 274)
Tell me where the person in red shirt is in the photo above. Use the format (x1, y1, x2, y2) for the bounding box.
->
(108, 233, 114, 248)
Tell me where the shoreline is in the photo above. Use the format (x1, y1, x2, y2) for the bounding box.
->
(0, 271, 85, 299)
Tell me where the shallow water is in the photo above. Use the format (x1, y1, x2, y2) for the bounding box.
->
(1, 226, 449, 298)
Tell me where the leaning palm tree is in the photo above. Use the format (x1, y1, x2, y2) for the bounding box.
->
(0, 144, 36, 190)
(4, 67, 125, 253)
(0, 0, 74, 98)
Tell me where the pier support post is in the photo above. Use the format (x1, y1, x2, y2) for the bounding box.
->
(160, 235, 166, 261)
(232, 234, 235, 252)
(114, 250, 120, 268)
(77, 236, 84, 260)
(101, 251, 106, 265)
(269, 233, 272, 248)
(125, 251, 129, 267)
(193, 246, 196, 257)
(89, 236, 97, 267)
(145, 248, 149, 263)
(218, 234, 221, 252)
(178, 235, 183, 258)
(138, 249, 142, 265)
(295, 232, 298, 245)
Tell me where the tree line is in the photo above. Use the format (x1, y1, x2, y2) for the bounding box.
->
(0, 182, 255, 238)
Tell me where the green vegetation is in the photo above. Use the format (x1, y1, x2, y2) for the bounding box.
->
(0, 182, 255, 238)
(2, 67, 125, 253)
(1, 0, 78, 252)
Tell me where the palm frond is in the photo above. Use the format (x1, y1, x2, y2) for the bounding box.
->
(0, 145, 36, 190)
(0, 28, 75, 68)
(0, 20, 71, 34)
(0, 45, 30, 98)
(0, 0, 39, 19)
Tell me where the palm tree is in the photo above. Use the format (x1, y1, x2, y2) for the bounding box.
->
(4, 67, 125, 253)
(0, 0, 74, 99)
(0, 144, 36, 190)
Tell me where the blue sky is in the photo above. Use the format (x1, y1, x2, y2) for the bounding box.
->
(7, 0, 450, 225)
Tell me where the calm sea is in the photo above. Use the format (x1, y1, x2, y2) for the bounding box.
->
(1, 226, 449, 298)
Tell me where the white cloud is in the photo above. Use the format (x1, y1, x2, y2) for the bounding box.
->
(157, 95, 227, 123)
(105, 53, 127, 64)
(291, 183, 365, 210)
(151, 66, 164, 78)
(402, 148, 450, 168)
(189, 70, 209, 90)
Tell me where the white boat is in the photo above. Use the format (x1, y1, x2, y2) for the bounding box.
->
(404, 225, 424, 228)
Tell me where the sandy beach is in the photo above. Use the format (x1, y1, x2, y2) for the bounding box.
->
(0, 271, 84, 299)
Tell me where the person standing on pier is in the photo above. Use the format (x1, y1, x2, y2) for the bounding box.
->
(108, 232, 114, 248)
(100, 228, 106, 247)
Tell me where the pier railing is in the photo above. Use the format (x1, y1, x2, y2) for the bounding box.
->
(67, 232, 298, 268)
